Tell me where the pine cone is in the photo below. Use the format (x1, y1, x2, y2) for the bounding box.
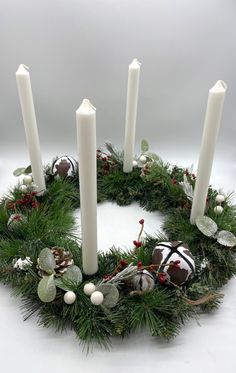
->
(38, 247, 74, 277)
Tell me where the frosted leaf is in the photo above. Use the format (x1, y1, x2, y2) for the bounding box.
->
(54, 278, 71, 292)
(97, 283, 119, 308)
(13, 168, 26, 176)
(179, 174, 194, 201)
(63, 265, 82, 284)
(37, 275, 56, 303)
(38, 248, 56, 274)
(196, 216, 218, 237)
(217, 231, 236, 247)
(141, 139, 149, 152)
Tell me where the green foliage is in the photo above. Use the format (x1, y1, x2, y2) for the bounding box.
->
(0, 147, 235, 350)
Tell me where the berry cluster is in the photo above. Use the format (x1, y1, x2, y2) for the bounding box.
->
(7, 192, 38, 211)
(96, 149, 117, 174)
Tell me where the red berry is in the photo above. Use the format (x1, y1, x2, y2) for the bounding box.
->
(158, 272, 167, 283)
(137, 261, 143, 269)
(172, 179, 177, 185)
(103, 275, 112, 281)
(120, 259, 128, 267)
(13, 214, 22, 221)
(174, 260, 181, 266)
(133, 240, 142, 248)
(139, 219, 144, 225)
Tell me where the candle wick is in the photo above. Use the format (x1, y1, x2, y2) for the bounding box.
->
(22, 64, 30, 71)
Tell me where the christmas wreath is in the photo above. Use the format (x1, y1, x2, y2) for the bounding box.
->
(0, 140, 236, 351)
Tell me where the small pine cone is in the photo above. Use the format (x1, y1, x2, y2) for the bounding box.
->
(52, 247, 74, 275)
(38, 247, 74, 277)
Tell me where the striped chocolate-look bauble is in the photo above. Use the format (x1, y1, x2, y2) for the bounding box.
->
(51, 156, 78, 178)
(152, 241, 195, 286)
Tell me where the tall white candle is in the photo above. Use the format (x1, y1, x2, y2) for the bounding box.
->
(190, 80, 227, 224)
(123, 58, 141, 173)
(16, 64, 46, 194)
(76, 99, 98, 275)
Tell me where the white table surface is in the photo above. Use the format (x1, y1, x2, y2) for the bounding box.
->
(0, 150, 236, 373)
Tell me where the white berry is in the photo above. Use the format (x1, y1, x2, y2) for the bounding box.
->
(20, 184, 27, 192)
(90, 291, 104, 305)
(132, 160, 138, 167)
(23, 175, 33, 185)
(214, 206, 223, 215)
(64, 291, 76, 304)
(215, 194, 225, 204)
(140, 155, 147, 163)
(83, 282, 96, 296)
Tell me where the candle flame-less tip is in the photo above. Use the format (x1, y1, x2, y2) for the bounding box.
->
(210, 80, 227, 93)
(76, 98, 96, 114)
(130, 58, 141, 68)
(16, 64, 30, 75)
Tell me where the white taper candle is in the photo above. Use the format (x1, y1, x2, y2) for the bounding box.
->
(123, 58, 141, 173)
(76, 99, 98, 275)
(16, 64, 46, 194)
(190, 80, 227, 224)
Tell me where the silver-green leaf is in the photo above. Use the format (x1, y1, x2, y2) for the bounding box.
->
(37, 275, 56, 303)
(196, 216, 218, 237)
(63, 265, 82, 284)
(38, 248, 56, 274)
(54, 278, 71, 292)
(97, 283, 119, 308)
(13, 167, 26, 177)
(147, 153, 160, 162)
(141, 139, 149, 152)
(24, 165, 32, 174)
(217, 231, 236, 247)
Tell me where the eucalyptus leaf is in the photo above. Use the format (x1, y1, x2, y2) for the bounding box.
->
(97, 283, 119, 308)
(13, 167, 26, 177)
(147, 153, 160, 162)
(38, 248, 56, 274)
(54, 278, 71, 292)
(217, 231, 236, 247)
(141, 139, 149, 152)
(24, 165, 32, 174)
(196, 216, 218, 237)
(62, 265, 82, 284)
(37, 275, 56, 303)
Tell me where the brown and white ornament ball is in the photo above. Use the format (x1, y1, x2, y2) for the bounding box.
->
(152, 241, 195, 286)
(51, 156, 78, 178)
(7, 213, 27, 231)
(131, 270, 155, 292)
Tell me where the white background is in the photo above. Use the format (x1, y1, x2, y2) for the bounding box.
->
(0, 0, 236, 371)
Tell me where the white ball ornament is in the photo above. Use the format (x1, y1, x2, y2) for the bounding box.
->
(19, 184, 28, 192)
(64, 291, 76, 305)
(140, 155, 147, 163)
(215, 194, 225, 204)
(214, 205, 223, 215)
(132, 160, 138, 167)
(83, 282, 96, 296)
(23, 175, 33, 185)
(90, 291, 104, 305)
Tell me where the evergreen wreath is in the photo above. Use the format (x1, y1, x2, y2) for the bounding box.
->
(0, 140, 236, 351)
